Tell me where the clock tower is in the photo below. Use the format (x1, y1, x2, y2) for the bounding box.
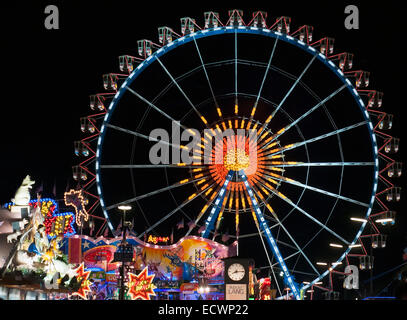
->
(223, 257, 253, 300)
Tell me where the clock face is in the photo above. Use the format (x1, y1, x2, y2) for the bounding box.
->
(227, 263, 245, 281)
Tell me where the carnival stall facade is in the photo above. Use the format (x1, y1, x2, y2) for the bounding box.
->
(60, 234, 236, 300)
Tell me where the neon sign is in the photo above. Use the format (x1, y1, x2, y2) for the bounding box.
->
(147, 235, 169, 244)
(128, 267, 156, 300)
(3, 198, 76, 238)
(64, 189, 89, 227)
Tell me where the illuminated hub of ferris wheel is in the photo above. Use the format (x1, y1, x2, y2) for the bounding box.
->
(72, 9, 401, 300)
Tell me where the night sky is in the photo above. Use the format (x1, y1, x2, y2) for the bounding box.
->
(2, 0, 406, 294)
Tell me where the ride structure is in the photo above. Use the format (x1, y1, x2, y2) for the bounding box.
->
(73, 9, 401, 300)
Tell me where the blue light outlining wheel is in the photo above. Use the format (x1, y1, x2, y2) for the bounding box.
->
(74, 10, 401, 300)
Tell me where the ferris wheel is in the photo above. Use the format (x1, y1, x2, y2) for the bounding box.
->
(73, 10, 401, 300)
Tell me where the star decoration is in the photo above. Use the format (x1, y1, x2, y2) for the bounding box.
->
(128, 267, 156, 300)
(72, 263, 91, 299)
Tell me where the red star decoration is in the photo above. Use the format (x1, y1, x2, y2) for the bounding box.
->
(72, 263, 91, 299)
(128, 267, 156, 300)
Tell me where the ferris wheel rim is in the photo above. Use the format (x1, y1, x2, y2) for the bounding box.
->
(94, 26, 380, 293)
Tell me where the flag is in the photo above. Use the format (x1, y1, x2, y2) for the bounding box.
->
(187, 221, 196, 230)
(35, 181, 43, 195)
(89, 219, 94, 236)
(222, 230, 230, 243)
(197, 225, 205, 234)
(65, 179, 70, 192)
(176, 218, 184, 229)
(52, 179, 57, 198)
(68, 237, 82, 264)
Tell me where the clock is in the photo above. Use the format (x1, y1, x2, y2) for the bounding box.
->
(227, 263, 246, 281)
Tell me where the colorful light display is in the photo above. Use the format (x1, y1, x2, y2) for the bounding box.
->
(72, 263, 91, 299)
(36, 199, 76, 238)
(147, 235, 169, 244)
(4, 198, 76, 238)
(64, 189, 89, 227)
(128, 267, 156, 300)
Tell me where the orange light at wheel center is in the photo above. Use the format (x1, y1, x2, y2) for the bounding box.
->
(209, 133, 260, 190)
(224, 148, 250, 171)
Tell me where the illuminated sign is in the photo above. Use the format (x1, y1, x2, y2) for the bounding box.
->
(147, 235, 169, 244)
(128, 267, 156, 300)
(64, 189, 89, 227)
(31, 198, 76, 238)
(72, 263, 91, 299)
(225, 284, 247, 300)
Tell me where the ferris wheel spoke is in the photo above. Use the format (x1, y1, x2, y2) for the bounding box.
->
(251, 207, 283, 296)
(266, 172, 370, 207)
(156, 56, 209, 127)
(252, 230, 299, 251)
(270, 252, 320, 280)
(232, 229, 298, 252)
(137, 183, 215, 239)
(105, 176, 206, 210)
(256, 265, 317, 277)
(250, 184, 321, 276)
(267, 84, 347, 143)
(265, 121, 368, 156)
(271, 251, 301, 268)
(261, 181, 350, 245)
(100, 164, 206, 169)
(269, 161, 374, 168)
(192, 37, 221, 117)
(202, 171, 235, 238)
(234, 31, 238, 107)
(105, 123, 186, 150)
(125, 86, 189, 131)
(240, 171, 302, 299)
(250, 37, 279, 119)
(184, 184, 225, 238)
(267, 54, 317, 122)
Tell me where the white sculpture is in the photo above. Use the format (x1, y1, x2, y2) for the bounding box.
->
(11, 175, 35, 206)
(2, 177, 78, 289)
(44, 259, 78, 286)
(6, 219, 29, 243)
(15, 250, 37, 269)
(7, 231, 22, 243)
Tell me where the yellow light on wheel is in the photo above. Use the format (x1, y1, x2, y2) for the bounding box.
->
(188, 193, 197, 200)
